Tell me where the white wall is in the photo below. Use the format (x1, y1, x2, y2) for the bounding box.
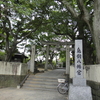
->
(0, 61, 28, 75)
(70, 64, 100, 82)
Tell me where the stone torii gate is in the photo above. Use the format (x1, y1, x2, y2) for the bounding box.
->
(41, 41, 74, 75)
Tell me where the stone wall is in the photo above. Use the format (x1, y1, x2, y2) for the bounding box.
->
(0, 61, 28, 88)
(70, 65, 100, 100)
(87, 81, 100, 100)
(0, 75, 26, 88)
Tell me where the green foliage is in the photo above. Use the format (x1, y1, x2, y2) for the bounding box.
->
(0, 51, 5, 61)
(59, 50, 66, 62)
(0, 0, 95, 64)
(0, 0, 48, 61)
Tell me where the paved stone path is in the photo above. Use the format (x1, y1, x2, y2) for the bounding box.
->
(0, 69, 68, 100)
(35, 68, 66, 79)
(0, 88, 68, 100)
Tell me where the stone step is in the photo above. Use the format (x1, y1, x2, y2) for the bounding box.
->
(22, 71, 62, 91)
(22, 76, 58, 91)
(23, 83, 57, 89)
(29, 75, 58, 80)
(25, 80, 58, 86)
(22, 86, 57, 92)
(27, 77, 57, 83)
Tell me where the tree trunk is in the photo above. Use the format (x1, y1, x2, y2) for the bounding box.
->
(5, 51, 13, 61)
(93, 1, 100, 63)
(77, 18, 95, 64)
(83, 40, 94, 64)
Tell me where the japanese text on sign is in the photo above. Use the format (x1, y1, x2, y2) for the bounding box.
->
(75, 40, 83, 78)
(76, 47, 82, 75)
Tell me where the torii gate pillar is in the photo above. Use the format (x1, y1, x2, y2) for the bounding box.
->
(30, 45, 35, 73)
(66, 45, 70, 75)
(45, 45, 49, 71)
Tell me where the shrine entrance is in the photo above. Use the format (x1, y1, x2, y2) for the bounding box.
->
(29, 41, 74, 75)
(41, 41, 74, 75)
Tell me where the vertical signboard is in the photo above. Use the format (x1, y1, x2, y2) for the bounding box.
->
(75, 40, 83, 78)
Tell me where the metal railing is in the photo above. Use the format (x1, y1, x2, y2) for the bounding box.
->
(17, 74, 30, 89)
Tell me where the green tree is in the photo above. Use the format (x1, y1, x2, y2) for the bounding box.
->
(56, 0, 98, 64)
(0, 0, 96, 64)
(39, 0, 95, 64)
(0, 0, 45, 61)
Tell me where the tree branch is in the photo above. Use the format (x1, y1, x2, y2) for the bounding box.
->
(77, 0, 90, 21)
(58, 0, 78, 18)
(6, 16, 14, 36)
(16, 26, 40, 44)
(0, 33, 6, 38)
(77, 0, 93, 34)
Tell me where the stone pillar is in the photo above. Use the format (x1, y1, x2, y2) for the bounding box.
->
(68, 40, 92, 100)
(30, 45, 35, 73)
(73, 40, 86, 86)
(45, 45, 49, 71)
(66, 45, 70, 74)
